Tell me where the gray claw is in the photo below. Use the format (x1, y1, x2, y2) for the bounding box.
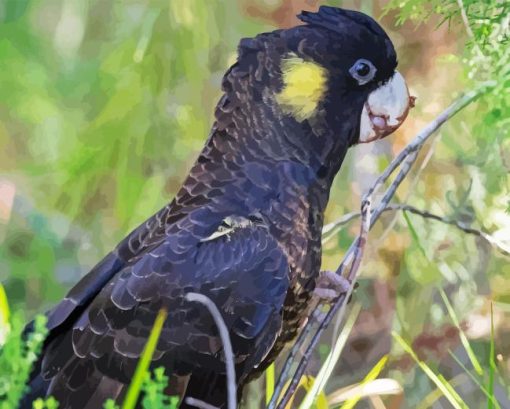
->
(313, 270, 352, 301)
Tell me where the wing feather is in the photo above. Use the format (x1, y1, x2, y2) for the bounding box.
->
(40, 224, 289, 407)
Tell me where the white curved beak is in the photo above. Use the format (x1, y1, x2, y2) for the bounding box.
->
(359, 71, 415, 143)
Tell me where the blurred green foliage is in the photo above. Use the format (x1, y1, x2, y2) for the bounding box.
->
(103, 367, 179, 409)
(0, 313, 47, 408)
(0, 0, 268, 313)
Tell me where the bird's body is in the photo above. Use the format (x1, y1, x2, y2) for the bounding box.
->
(22, 7, 412, 408)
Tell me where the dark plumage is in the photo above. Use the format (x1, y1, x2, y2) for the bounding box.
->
(22, 6, 408, 408)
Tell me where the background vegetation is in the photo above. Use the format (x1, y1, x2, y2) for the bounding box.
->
(0, 0, 508, 408)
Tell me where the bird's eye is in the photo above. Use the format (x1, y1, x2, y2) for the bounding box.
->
(349, 59, 377, 85)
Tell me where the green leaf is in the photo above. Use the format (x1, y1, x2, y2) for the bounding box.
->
(340, 355, 389, 409)
(0, 283, 10, 345)
(403, 210, 427, 257)
(103, 399, 120, 409)
(393, 332, 468, 409)
(439, 288, 483, 375)
(448, 351, 500, 409)
(122, 308, 168, 409)
(0, 313, 48, 409)
(282, 375, 328, 409)
(266, 362, 275, 405)
(402, 211, 443, 285)
(300, 304, 361, 409)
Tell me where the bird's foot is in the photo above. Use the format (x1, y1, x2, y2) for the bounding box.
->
(313, 270, 353, 302)
(311, 271, 358, 323)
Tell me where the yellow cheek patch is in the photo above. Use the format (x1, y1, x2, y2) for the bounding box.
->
(276, 54, 328, 122)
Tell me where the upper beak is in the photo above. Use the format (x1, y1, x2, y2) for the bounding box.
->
(358, 71, 415, 143)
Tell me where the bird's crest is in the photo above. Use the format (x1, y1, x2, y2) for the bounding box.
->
(298, 6, 390, 39)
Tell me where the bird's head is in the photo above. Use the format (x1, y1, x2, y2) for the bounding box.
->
(275, 6, 413, 144)
(213, 6, 414, 176)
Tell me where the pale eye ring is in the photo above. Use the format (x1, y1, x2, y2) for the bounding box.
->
(349, 59, 377, 85)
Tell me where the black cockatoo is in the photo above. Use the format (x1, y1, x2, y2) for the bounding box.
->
(22, 6, 412, 409)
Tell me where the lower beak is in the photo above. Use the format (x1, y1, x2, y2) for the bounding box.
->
(358, 71, 414, 143)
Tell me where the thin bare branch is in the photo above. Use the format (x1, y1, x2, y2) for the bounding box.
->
(275, 198, 372, 408)
(270, 81, 496, 407)
(184, 293, 236, 409)
(323, 203, 510, 257)
(373, 132, 442, 248)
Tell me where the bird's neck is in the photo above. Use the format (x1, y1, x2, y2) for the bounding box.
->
(168, 104, 356, 252)
(182, 133, 346, 237)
